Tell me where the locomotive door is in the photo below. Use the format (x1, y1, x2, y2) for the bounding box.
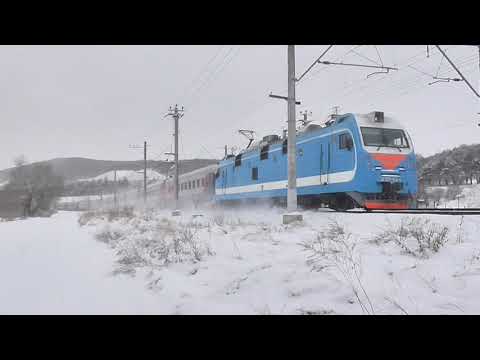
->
(222, 169, 227, 195)
(320, 141, 330, 185)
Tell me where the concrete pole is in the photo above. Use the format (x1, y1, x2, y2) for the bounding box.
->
(114, 170, 118, 208)
(287, 45, 297, 212)
(144, 141, 147, 204)
(174, 108, 179, 209)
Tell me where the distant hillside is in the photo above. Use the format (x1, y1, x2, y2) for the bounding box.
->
(418, 144, 480, 185)
(0, 157, 218, 183)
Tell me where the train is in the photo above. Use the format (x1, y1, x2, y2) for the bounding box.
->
(158, 111, 418, 210)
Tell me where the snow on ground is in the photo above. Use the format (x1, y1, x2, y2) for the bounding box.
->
(58, 194, 114, 204)
(78, 169, 164, 182)
(0, 212, 161, 314)
(442, 184, 480, 208)
(2, 205, 480, 314)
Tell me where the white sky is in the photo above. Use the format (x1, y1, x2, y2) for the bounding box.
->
(0, 45, 478, 169)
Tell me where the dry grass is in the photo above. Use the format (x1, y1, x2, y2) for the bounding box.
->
(373, 217, 450, 258)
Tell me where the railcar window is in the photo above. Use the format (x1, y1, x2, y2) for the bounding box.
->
(201, 178, 205, 186)
(361, 127, 409, 148)
(188, 181, 191, 190)
(260, 145, 269, 160)
(252, 167, 258, 180)
(197, 179, 200, 188)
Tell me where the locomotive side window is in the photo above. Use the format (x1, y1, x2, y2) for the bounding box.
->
(235, 154, 242, 167)
(339, 133, 353, 150)
(260, 145, 269, 160)
(252, 167, 258, 180)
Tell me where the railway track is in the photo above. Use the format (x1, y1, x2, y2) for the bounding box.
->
(345, 208, 480, 215)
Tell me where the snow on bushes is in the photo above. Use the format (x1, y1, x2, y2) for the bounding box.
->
(299, 219, 375, 315)
(372, 217, 450, 258)
(79, 208, 214, 275)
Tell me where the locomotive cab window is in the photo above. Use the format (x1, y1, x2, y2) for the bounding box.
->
(339, 133, 353, 150)
(260, 145, 269, 160)
(361, 127, 409, 148)
(252, 167, 258, 180)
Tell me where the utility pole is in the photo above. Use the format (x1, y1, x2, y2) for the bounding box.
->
(129, 142, 149, 204)
(165, 104, 184, 212)
(269, 45, 303, 224)
(287, 45, 298, 213)
(114, 170, 118, 209)
(144, 141, 147, 204)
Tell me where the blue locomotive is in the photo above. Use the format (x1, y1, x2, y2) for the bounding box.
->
(213, 111, 417, 210)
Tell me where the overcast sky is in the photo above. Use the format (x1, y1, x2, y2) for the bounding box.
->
(1, 45, 478, 169)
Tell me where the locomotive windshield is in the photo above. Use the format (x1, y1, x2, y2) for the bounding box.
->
(360, 127, 410, 148)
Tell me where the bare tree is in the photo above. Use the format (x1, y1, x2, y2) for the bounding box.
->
(6, 157, 64, 217)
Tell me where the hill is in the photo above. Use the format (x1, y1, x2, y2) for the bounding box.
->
(0, 157, 218, 184)
(417, 144, 480, 186)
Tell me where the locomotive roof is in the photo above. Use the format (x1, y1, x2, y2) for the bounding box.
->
(231, 111, 407, 159)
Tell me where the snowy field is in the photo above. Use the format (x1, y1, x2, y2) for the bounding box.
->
(1, 206, 480, 314)
(78, 169, 164, 183)
(442, 184, 480, 208)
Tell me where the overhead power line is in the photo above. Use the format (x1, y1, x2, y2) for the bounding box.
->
(296, 45, 334, 83)
(435, 45, 479, 98)
(177, 45, 225, 104)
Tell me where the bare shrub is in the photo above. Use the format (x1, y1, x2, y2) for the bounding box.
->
(78, 206, 135, 226)
(299, 219, 374, 315)
(107, 206, 134, 222)
(94, 225, 124, 245)
(373, 217, 449, 258)
(456, 216, 465, 244)
(78, 211, 98, 226)
(446, 185, 462, 201)
(212, 214, 225, 227)
(297, 308, 336, 315)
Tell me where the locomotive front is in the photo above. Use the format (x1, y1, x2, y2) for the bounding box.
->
(353, 112, 417, 210)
